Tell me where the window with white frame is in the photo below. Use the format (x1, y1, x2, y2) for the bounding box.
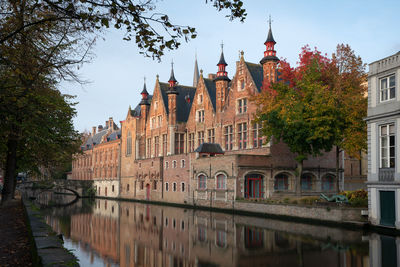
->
(158, 115, 162, 127)
(224, 125, 233, 150)
(198, 131, 204, 145)
(216, 173, 226, 190)
(174, 133, 184, 154)
(151, 117, 156, 129)
(172, 160, 177, 168)
(252, 123, 263, 148)
(197, 110, 205, 122)
(198, 174, 207, 190)
(173, 182, 177, 191)
(237, 98, 247, 114)
(380, 124, 395, 168)
(165, 161, 169, 169)
(208, 128, 215, 143)
(238, 122, 247, 149)
(380, 75, 395, 102)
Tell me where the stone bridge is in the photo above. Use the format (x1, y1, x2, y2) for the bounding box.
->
(20, 179, 94, 198)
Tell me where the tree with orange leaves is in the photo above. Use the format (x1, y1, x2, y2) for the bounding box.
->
(254, 45, 367, 195)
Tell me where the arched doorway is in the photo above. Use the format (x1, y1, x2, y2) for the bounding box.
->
(146, 183, 150, 200)
(245, 174, 263, 199)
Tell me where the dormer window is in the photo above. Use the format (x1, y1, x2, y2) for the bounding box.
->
(158, 115, 162, 127)
(380, 74, 395, 102)
(197, 110, 205, 122)
(151, 117, 156, 129)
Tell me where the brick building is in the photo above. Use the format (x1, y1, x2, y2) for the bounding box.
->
(118, 22, 339, 207)
(72, 117, 121, 197)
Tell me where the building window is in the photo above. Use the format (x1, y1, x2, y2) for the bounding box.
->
(301, 173, 313, 191)
(198, 131, 204, 146)
(140, 181, 144, 190)
(153, 181, 157, 190)
(162, 134, 167, 156)
(165, 182, 169, 191)
(380, 124, 395, 168)
(126, 132, 132, 155)
(224, 125, 233, 151)
(216, 173, 226, 190)
(322, 174, 335, 191)
(146, 138, 151, 158)
(112, 185, 115, 192)
(158, 115, 162, 127)
(238, 122, 247, 149)
(253, 123, 263, 148)
(198, 94, 203, 104)
(151, 117, 156, 129)
(188, 133, 195, 152)
(274, 173, 289, 191)
(127, 184, 130, 192)
(181, 159, 185, 168)
(172, 160, 177, 168)
(165, 161, 169, 169)
(208, 128, 215, 143)
(198, 225, 206, 242)
(380, 74, 395, 102)
(173, 182, 177, 192)
(198, 174, 207, 190)
(174, 133, 184, 154)
(197, 110, 205, 122)
(238, 79, 245, 91)
(216, 230, 227, 248)
(181, 182, 185, 192)
(154, 136, 159, 157)
(237, 98, 247, 114)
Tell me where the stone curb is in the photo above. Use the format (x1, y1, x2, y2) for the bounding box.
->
(23, 199, 79, 267)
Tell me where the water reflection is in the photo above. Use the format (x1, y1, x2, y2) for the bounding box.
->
(39, 198, 396, 267)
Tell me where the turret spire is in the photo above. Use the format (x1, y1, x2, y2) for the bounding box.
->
(193, 53, 199, 87)
(168, 60, 177, 88)
(214, 41, 230, 81)
(140, 76, 150, 105)
(260, 15, 279, 65)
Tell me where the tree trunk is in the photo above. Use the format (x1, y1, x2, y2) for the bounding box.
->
(296, 160, 303, 196)
(336, 146, 340, 193)
(1, 136, 18, 204)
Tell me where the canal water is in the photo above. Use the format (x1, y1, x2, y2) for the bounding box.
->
(35, 196, 398, 267)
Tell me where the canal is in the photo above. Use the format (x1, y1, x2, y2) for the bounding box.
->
(34, 196, 397, 267)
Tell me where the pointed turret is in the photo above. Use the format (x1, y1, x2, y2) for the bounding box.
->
(193, 55, 199, 87)
(260, 16, 279, 86)
(168, 60, 177, 89)
(214, 42, 230, 82)
(139, 77, 150, 105)
(260, 16, 279, 64)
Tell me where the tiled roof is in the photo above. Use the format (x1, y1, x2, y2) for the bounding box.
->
(82, 129, 109, 150)
(203, 78, 216, 111)
(107, 129, 121, 141)
(245, 62, 263, 92)
(175, 85, 196, 122)
(194, 143, 224, 154)
(132, 95, 153, 117)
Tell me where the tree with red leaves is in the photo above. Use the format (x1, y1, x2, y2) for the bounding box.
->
(255, 45, 367, 195)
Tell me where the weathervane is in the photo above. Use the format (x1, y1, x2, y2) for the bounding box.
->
(268, 15, 273, 27)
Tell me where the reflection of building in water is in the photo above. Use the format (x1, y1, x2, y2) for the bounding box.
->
(369, 233, 399, 267)
(57, 200, 370, 267)
(69, 199, 120, 265)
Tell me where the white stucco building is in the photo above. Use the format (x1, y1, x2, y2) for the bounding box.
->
(366, 51, 400, 229)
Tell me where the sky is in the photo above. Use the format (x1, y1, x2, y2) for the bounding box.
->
(59, 0, 400, 133)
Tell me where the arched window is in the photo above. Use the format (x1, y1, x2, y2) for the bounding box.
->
(126, 131, 132, 155)
(198, 174, 207, 190)
(216, 173, 226, 190)
(322, 174, 335, 191)
(301, 173, 314, 191)
(274, 173, 289, 191)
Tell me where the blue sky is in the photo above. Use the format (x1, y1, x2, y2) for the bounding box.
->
(60, 0, 400, 132)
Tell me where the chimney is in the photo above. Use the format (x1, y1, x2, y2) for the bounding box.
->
(98, 125, 103, 132)
(105, 120, 109, 129)
(208, 73, 217, 80)
(92, 126, 96, 136)
(109, 117, 114, 130)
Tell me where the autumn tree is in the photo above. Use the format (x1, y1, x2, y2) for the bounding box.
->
(255, 45, 367, 195)
(255, 47, 337, 195)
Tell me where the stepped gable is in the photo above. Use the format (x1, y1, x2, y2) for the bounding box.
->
(203, 78, 217, 111)
(245, 62, 263, 92)
(175, 85, 196, 122)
